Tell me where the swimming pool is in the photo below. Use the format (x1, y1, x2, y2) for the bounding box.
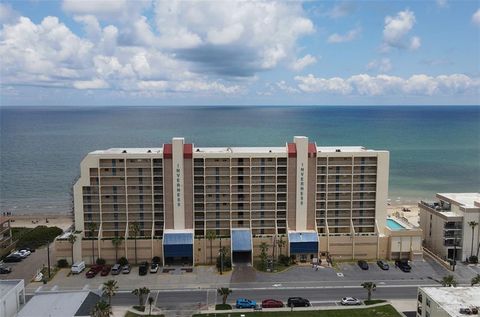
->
(387, 218, 406, 230)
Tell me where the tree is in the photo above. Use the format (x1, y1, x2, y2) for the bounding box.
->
(217, 287, 232, 305)
(68, 233, 77, 265)
(132, 287, 150, 308)
(91, 300, 111, 317)
(471, 274, 480, 286)
(102, 280, 118, 305)
(468, 221, 478, 259)
(111, 236, 123, 263)
(129, 222, 140, 265)
(148, 296, 154, 315)
(206, 230, 217, 265)
(277, 235, 286, 257)
(87, 222, 98, 265)
(441, 275, 457, 287)
(259, 242, 269, 271)
(361, 282, 376, 301)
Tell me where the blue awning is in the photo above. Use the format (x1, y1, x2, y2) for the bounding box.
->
(163, 230, 193, 258)
(231, 229, 252, 252)
(289, 231, 318, 254)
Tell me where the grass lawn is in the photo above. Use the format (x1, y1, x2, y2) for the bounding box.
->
(193, 304, 402, 317)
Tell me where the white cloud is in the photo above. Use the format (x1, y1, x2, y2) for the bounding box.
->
(327, 27, 361, 43)
(276, 80, 299, 93)
(366, 58, 392, 73)
(294, 73, 480, 96)
(73, 78, 109, 89)
(326, 3, 356, 19)
(473, 9, 480, 26)
(382, 10, 421, 51)
(290, 54, 317, 71)
(0, 3, 19, 24)
(62, 0, 151, 20)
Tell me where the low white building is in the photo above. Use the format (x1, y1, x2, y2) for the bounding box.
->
(0, 279, 25, 317)
(417, 287, 480, 317)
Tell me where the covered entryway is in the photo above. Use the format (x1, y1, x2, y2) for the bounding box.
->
(163, 230, 194, 266)
(288, 231, 318, 262)
(231, 229, 252, 265)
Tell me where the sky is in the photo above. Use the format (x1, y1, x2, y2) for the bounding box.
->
(0, 0, 479, 106)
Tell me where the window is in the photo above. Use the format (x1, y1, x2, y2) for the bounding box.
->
(426, 298, 430, 307)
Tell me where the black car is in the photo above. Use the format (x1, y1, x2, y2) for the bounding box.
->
(395, 260, 411, 272)
(139, 261, 149, 276)
(4, 254, 22, 262)
(0, 267, 12, 274)
(377, 260, 389, 270)
(287, 297, 310, 307)
(357, 260, 369, 270)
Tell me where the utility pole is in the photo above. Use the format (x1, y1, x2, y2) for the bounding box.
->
(47, 241, 51, 279)
(452, 235, 457, 272)
(219, 237, 223, 275)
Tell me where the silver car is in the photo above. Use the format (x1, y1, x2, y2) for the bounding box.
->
(341, 297, 361, 305)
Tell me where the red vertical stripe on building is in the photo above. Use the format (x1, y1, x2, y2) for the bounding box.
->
(183, 144, 193, 159)
(287, 143, 297, 158)
(308, 143, 317, 158)
(163, 144, 172, 159)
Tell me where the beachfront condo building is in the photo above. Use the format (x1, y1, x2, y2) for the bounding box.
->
(419, 193, 480, 262)
(56, 136, 422, 265)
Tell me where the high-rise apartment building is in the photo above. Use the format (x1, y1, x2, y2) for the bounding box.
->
(60, 136, 397, 265)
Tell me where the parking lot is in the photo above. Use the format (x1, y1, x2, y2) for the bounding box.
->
(0, 246, 50, 282)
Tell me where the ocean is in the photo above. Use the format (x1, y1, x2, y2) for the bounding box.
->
(1, 106, 479, 214)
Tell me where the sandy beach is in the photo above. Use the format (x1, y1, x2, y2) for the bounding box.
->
(7, 214, 73, 231)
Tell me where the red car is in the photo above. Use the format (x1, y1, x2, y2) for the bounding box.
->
(85, 265, 103, 278)
(100, 266, 111, 276)
(262, 299, 284, 308)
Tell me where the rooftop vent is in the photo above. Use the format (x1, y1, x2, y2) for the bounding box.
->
(335, 149, 341, 152)
(122, 150, 127, 153)
(147, 150, 152, 153)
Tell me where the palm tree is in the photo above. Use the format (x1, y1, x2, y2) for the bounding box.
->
(471, 274, 480, 286)
(441, 275, 457, 287)
(87, 222, 98, 265)
(68, 233, 77, 265)
(217, 287, 232, 305)
(91, 300, 111, 317)
(468, 221, 478, 259)
(102, 280, 118, 305)
(277, 235, 286, 257)
(206, 230, 216, 264)
(259, 242, 269, 271)
(147, 296, 154, 316)
(111, 236, 122, 263)
(129, 222, 140, 265)
(361, 282, 376, 301)
(132, 287, 150, 308)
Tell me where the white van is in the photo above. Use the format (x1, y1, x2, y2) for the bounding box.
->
(71, 261, 85, 274)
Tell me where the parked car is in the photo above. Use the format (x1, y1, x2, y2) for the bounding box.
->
(71, 261, 86, 274)
(4, 254, 22, 262)
(395, 260, 411, 272)
(377, 260, 389, 270)
(139, 262, 149, 276)
(22, 247, 35, 253)
(236, 298, 257, 309)
(0, 266, 12, 274)
(341, 297, 361, 305)
(86, 265, 102, 278)
(287, 297, 310, 307)
(122, 264, 131, 274)
(150, 263, 159, 273)
(111, 264, 122, 275)
(100, 265, 111, 276)
(13, 250, 28, 259)
(19, 249, 31, 257)
(357, 260, 369, 270)
(261, 299, 284, 308)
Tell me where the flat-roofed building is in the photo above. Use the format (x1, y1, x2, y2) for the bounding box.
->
(0, 217, 15, 257)
(419, 193, 480, 262)
(416, 287, 480, 317)
(0, 279, 25, 317)
(57, 136, 403, 265)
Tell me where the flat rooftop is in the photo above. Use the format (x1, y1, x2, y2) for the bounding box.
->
(437, 193, 480, 209)
(89, 145, 376, 155)
(421, 287, 480, 317)
(0, 279, 23, 298)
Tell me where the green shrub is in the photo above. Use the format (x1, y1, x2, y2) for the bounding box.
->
(152, 256, 161, 264)
(279, 254, 291, 266)
(118, 256, 129, 266)
(96, 258, 106, 265)
(469, 255, 478, 264)
(216, 256, 232, 271)
(16, 226, 63, 249)
(364, 299, 387, 305)
(57, 259, 69, 268)
(215, 304, 232, 310)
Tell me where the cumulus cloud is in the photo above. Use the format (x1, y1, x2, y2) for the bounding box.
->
(327, 27, 361, 43)
(366, 58, 392, 73)
(473, 9, 480, 26)
(294, 73, 479, 96)
(382, 10, 421, 51)
(290, 54, 317, 71)
(276, 80, 299, 93)
(0, 3, 19, 24)
(73, 78, 109, 89)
